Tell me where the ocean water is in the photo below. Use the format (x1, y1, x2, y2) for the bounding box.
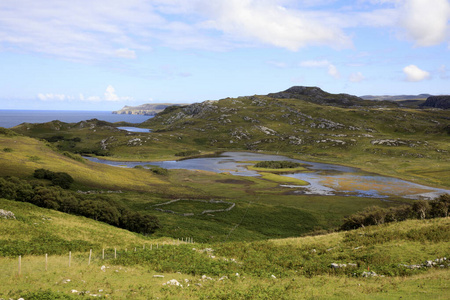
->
(0, 110, 152, 128)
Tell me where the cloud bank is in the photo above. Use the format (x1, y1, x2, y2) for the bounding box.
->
(1, 0, 449, 62)
(38, 86, 133, 103)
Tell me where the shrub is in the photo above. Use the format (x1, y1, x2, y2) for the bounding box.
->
(2, 147, 13, 152)
(51, 172, 74, 189)
(33, 169, 74, 189)
(254, 160, 302, 169)
(150, 166, 169, 176)
(412, 200, 430, 220)
(175, 150, 201, 157)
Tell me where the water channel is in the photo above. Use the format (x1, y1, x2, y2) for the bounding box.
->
(85, 151, 449, 200)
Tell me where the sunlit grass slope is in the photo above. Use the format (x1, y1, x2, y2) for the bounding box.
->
(0, 134, 170, 191)
(1, 198, 448, 299)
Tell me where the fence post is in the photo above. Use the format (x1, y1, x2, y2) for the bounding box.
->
(102, 248, 105, 260)
(69, 251, 71, 267)
(45, 253, 48, 271)
(88, 249, 92, 265)
(114, 248, 117, 259)
(18, 255, 21, 276)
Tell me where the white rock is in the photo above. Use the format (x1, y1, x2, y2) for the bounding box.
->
(163, 279, 182, 287)
(271, 275, 277, 279)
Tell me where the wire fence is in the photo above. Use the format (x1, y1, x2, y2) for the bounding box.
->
(9, 237, 195, 277)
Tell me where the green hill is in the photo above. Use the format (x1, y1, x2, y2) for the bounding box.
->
(1, 198, 448, 299)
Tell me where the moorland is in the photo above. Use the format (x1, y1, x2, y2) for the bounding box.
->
(0, 86, 449, 299)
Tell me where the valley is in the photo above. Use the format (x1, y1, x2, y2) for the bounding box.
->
(1, 86, 449, 299)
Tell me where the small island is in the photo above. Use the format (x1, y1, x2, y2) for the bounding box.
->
(248, 160, 309, 186)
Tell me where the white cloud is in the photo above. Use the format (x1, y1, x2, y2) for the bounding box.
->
(327, 64, 340, 79)
(38, 86, 133, 103)
(104, 85, 133, 102)
(300, 60, 330, 67)
(403, 65, 431, 82)
(349, 72, 365, 82)
(196, 0, 353, 50)
(1, 0, 448, 63)
(115, 48, 137, 59)
(104, 85, 120, 101)
(400, 0, 450, 47)
(38, 93, 69, 101)
(300, 59, 340, 79)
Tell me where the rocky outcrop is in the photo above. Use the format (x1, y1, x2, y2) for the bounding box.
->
(420, 96, 450, 109)
(0, 209, 16, 219)
(267, 86, 365, 107)
(113, 103, 183, 115)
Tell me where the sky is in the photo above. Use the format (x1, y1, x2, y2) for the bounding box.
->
(0, 0, 449, 111)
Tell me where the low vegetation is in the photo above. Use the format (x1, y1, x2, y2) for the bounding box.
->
(0, 176, 160, 240)
(1, 87, 449, 298)
(1, 198, 449, 299)
(340, 194, 449, 230)
(254, 160, 304, 169)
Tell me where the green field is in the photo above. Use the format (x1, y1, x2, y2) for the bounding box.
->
(1, 198, 449, 299)
(1, 89, 449, 298)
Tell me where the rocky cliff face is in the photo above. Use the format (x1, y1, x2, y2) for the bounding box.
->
(113, 103, 183, 115)
(420, 96, 450, 109)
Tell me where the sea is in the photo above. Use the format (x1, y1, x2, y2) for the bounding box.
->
(0, 110, 152, 128)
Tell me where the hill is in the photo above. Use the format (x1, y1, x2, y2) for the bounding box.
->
(113, 103, 184, 115)
(420, 96, 450, 109)
(1, 198, 449, 299)
(361, 94, 431, 101)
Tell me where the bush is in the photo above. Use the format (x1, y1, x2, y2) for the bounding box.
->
(340, 194, 450, 231)
(150, 166, 169, 176)
(175, 150, 200, 157)
(254, 161, 302, 169)
(3, 147, 13, 152)
(0, 176, 160, 235)
(33, 169, 74, 189)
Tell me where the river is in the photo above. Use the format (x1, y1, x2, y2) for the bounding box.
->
(85, 151, 449, 200)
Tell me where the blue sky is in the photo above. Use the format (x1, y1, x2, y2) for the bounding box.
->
(0, 0, 449, 110)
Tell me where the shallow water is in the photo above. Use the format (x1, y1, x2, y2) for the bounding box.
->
(85, 152, 449, 200)
(117, 127, 151, 133)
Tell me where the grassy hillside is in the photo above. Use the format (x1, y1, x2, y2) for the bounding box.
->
(1, 198, 448, 299)
(11, 88, 449, 188)
(2, 130, 414, 243)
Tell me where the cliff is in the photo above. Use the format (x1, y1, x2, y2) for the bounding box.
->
(420, 96, 450, 109)
(113, 103, 183, 115)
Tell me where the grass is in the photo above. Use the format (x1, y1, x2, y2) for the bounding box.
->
(1, 207, 449, 299)
(0, 135, 173, 192)
(0, 198, 172, 256)
(259, 172, 309, 185)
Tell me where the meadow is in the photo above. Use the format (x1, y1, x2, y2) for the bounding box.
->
(1, 198, 449, 299)
(1, 89, 449, 298)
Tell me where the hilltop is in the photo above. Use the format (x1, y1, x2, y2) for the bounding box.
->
(113, 103, 184, 115)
